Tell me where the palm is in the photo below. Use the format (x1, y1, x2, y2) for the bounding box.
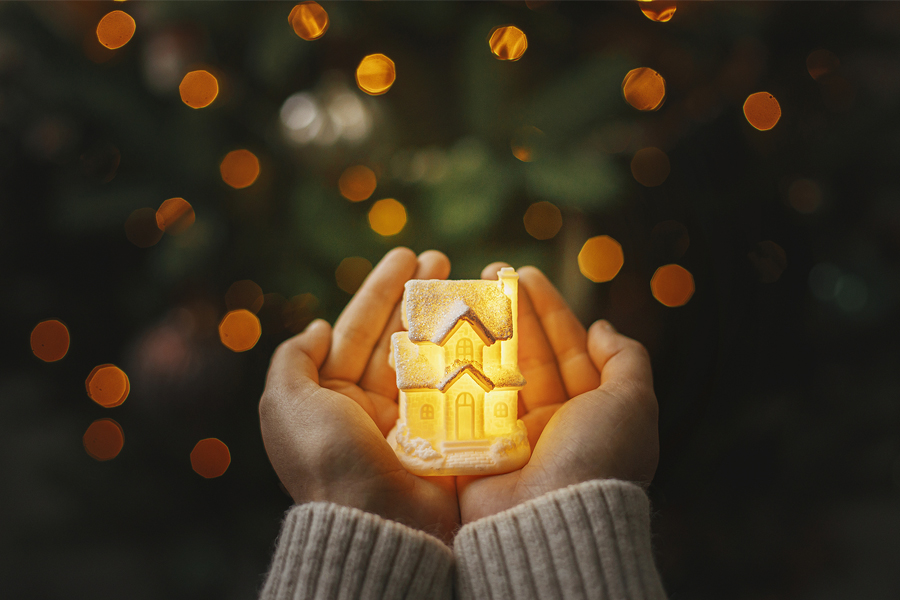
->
(260, 248, 460, 543)
(458, 264, 659, 524)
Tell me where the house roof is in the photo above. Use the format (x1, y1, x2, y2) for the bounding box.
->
(404, 279, 513, 346)
(392, 333, 525, 391)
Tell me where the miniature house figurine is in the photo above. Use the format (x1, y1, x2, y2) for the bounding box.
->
(387, 267, 530, 476)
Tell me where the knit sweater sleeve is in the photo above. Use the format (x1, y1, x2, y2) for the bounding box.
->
(259, 502, 454, 600)
(453, 479, 667, 600)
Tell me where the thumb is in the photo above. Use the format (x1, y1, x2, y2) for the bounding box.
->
(266, 319, 332, 390)
(587, 320, 653, 391)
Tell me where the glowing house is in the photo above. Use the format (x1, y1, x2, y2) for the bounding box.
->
(388, 267, 530, 476)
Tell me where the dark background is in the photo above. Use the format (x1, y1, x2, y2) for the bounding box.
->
(2, 2, 899, 598)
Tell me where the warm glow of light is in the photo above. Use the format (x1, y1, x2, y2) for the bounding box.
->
(368, 198, 407, 236)
(218, 309, 261, 352)
(31, 320, 70, 362)
(288, 2, 329, 41)
(651, 264, 694, 307)
(179, 70, 219, 109)
(86, 364, 130, 408)
(83, 419, 124, 461)
(96, 10, 135, 50)
(220, 149, 260, 189)
(631, 147, 670, 187)
(356, 54, 396, 96)
(226, 280, 264, 314)
(489, 25, 528, 61)
(510, 126, 543, 162)
(335, 257, 373, 294)
(743, 92, 781, 131)
(788, 178, 822, 214)
(749, 241, 787, 284)
(155, 197, 195, 235)
(578, 236, 624, 283)
(523, 201, 563, 240)
(639, 1, 677, 22)
(191, 438, 231, 478)
(125, 207, 164, 248)
(339, 165, 377, 202)
(622, 67, 666, 111)
(807, 49, 839, 80)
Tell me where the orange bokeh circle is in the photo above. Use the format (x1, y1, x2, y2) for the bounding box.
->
(743, 92, 781, 131)
(651, 264, 695, 307)
(179, 70, 219, 109)
(218, 309, 262, 352)
(31, 320, 70, 362)
(191, 438, 231, 478)
(83, 419, 124, 461)
(289, 2, 329, 41)
(96, 10, 135, 50)
(85, 364, 130, 408)
(220, 150, 260, 189)
(578, 236, 624, 283)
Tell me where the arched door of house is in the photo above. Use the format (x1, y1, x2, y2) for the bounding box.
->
(456, 393, 474, 440)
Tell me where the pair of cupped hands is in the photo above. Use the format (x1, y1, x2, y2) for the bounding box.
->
(259, 248, 659, 545)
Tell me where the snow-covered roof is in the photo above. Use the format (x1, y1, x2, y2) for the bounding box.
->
(404, 279, 512, 346)
(392, 335, 525, 391)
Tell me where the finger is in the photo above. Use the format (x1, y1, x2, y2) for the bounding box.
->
(482, 264, 567, 411)
(519, 266, 602, 398)
(321, 247, 418, 383)
(265, 319, 332, 393)
(587, 320, 654, 393)
(359, 250, 451, 399)
(481, 261, 510, 280)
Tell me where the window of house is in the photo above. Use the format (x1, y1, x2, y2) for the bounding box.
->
(420, 404, 434, 419)
(456, 337, 473, 361)
(494, 402, 508, 418)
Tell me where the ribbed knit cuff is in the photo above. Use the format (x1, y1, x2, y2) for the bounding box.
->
(260, 502, 454, 600)
(454, 479, 666, 600)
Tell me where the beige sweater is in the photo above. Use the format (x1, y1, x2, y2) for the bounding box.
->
(260, 479, 666, 600)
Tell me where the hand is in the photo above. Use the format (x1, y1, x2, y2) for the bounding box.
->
(457, 263, 659, 524)
(259, 247, 460, 544)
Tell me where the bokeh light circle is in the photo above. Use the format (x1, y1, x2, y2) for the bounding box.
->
(335, 257, 373, 295)
(510, 125, 544, 162)
(489, 25, 528, 61)
(226, 280, 264, 314)
(31, 319, 70, 362)
(368, 198, 407, 236)
(179, 70, 219, 109)
(96, 10, 135, 50)
(288, 2, 329, 41)
(622, 68, 666, 111)
(743, 92, 781, 131)
(639, 1, 677, 23)
(218, 309, 262, 352)
(651, 264, 695, 307)
(356, 54, 396, 96)
(631, 147, 670, 187)
(156, 197, 195, 235)
(83, 419, 124, 461)
(807, 49, 840, 81)
(339, 165, 377, 202)
(86, 364, 130, 408)
(578, 235, 624, 283)
(125, 208, 164, 248)
(191, 438, 231, 478)
(523, 201, 563, 240)
(220, 150, 260, 189)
